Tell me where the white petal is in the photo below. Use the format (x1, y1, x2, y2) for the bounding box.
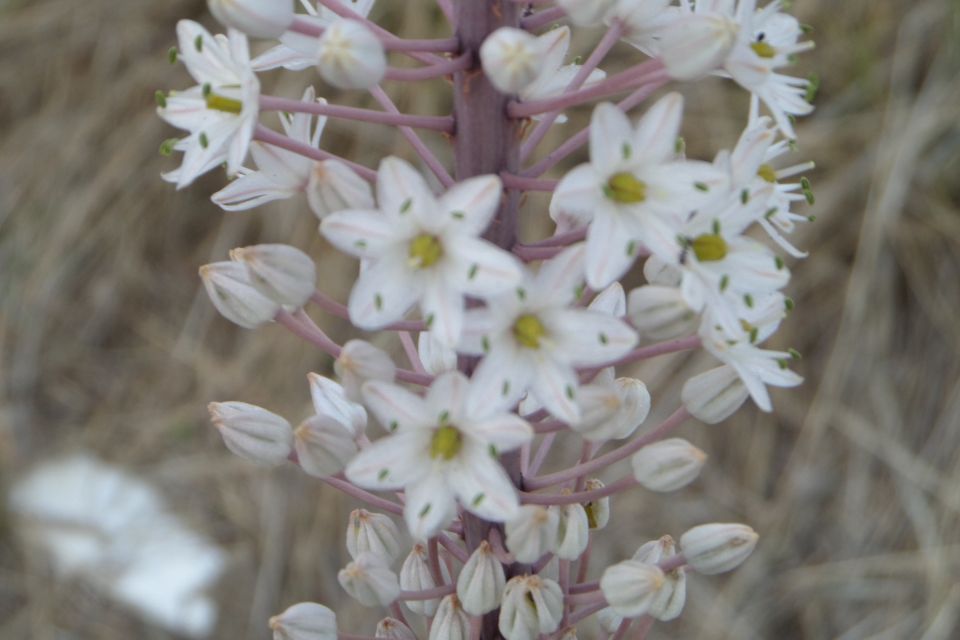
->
(550, 164, 604, 225)
(530, 359, 581, 423)
(632, 93, 684, 164)
(439, 175, 503, 236)
(533, 243, 586, 305)
(466, 414, 533, 452)
(591, 102, 635, 176)
(377, 156, 438, 221)
(550, 309, 638, 366)
(404, 477, 457, 540)
(347, 257, 421, 329)
(588, 282, 627, 317)
(345, 432, 429, 489)
(361, 380, 430, 433)
(451, 449, 519, 522)
(585, 210, 640, 289)
(447, 237, 524, 299)
(321, 211, 399, 259)
(422, 281, 464, 349)
(212, 172, 297, 211)
(425, 371, 470, 423)
(466, 348, 535, 418)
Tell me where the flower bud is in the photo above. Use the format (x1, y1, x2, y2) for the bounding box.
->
(631, 438, 706, 492)
(556, 0, 616, 26)
(306, 159, 375, 219)
(430, 595, 471, 640)
(633, 536, 686, 621)
(457, 541, 505, 616)
(208, 0, 295, 39)
(505, 505, 559, 564)
(573, 370, 651, 442)
(642, 255, 682, 286)
(583, 479, 610, 529)
(294, 415, 358, 478)
(417, 331, 458, 375)
(627, 285, 698, 341)
(308, 373, 367, 437)
(316, 19, 386, 90)
(480, 28, 543, 94)
(209, 401, 293, 465)
(375, 618, 416, 640)
(200, 261, 279, 329)
(600, 560, 665, 618)
(659, 14, 739, 80)
(338, 552, 400, 606)
(499, 575, 564, 640)
(553, 501, 589, 560)
(681, 365, 750, 424)
(231, 244, 316, 308)
(347, 509, 402, 563)
(399, 544, 441, 616)
(588, 282, 626, 317)
(680, 523, 758, 574)
(334, 340, 396, 402)
(269, 602, 337, 640)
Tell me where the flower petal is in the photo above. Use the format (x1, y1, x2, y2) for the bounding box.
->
(347, 257, 421, 330)
(446, 237, 523, 299)
(361, 380, 430, 433)
(632, 92, 684, 164)
(590, 103, 635, 176)
(321, 210, 403, 259)
(450, 448, 519, 522)
(345, 432, 430, 489)
(404, 476, 457, 540)
(549, 309, 638, 366)
(530, 358, 581, 423)
(376, 156, 438, 221)
(439, 175, 503, 236)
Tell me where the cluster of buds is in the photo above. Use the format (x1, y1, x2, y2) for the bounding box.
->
(159, 0, 816, 637)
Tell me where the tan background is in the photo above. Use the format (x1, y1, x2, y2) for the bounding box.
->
(1, 0, 959, 638)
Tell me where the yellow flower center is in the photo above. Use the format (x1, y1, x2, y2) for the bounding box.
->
(408, 234, 444, 269)
(205, 93, 243, 114)
(513, 314, 546, 349)
(430, 425, 463, 460)
(750, 41, 777, 58)
(604, 172, 647, 204)
(757, 164, 778, 183)
(691, 234, 728, 262)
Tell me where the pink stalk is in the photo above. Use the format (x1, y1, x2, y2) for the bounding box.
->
(634, 616, 655, 639)
(276, 309, 341, 357)
(289, 18, 460, 52)
(400, 583, 455, 601)
(569, 580, 598, 594)
(520, 21, 624, 162)
(513, 244, 571, 262)
(309, 290, 427, 332)
(611, 619, 633, 640)
(518, 228, 587, 249)
(520, 6, 567, 31)
(499, 172, 558, 192)
(384, 53, 472, 81)
(532, 420, 566, 434)
(559, 558, 571, 622)
(253, 125, 376, 181)
(525, 408, 691, 490)
(567, 599, 609, 626)
(488, 528, 515, 565)
(389, 603, 409, 627)
(369, 86, 454, 187)
(521, 79, 669, 177)
(586, 335, 702, 371)
(519, 476, 637, 505)
(576, 541, 592, 584)
(528, 432, 557, 477)
(427, 537, 445, 585)
(658, 553, 687, 574)
(565, 589, 605, 607)
(436, 0, 455, 24)
(399, 331, 426, 374)
(321, 476, 404, 515)
(438, 533, 470, 563)
(260, 95, 454, 132)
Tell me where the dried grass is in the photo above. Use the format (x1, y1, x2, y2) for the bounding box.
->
(1, 0, 958, 638)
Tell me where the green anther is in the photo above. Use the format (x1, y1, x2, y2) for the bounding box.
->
(585, 502, 599, 529)
(205, 93, 243, 114)
(202, 82, 211, 97)
(741, 188, 750, 204)
(751, 41, 776, 58)
(194, 35, 203, 52)
(155, 90, 167, 108)
(199, 132, 209, 149)
(604, 172, 647, 203)
(719, 274, 730, 291)
(690, 234, 728, 262)
(694, 181, 709, 192)
(805, 72, 820, 103)
(757, 164, 778, 183)
(621, 142, 632, 160)
(159, 138, 178, 157)
(513, 314, 546, 349)
(408, 234, 444, 269)
(430, 425, 463, 460)
(168, 47, 178, 64)
(675, 137, 686, 155)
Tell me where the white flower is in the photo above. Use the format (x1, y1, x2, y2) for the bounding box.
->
(550, 96, 723, 289)
(430, 595, 471, 640)
(462, 244, 638, 423)
(499, 575, 564, 640)
(600, 560, 664, 618)
(269, 602, 337, 640)
(571, 368, 651, 441)
(347, 510, 402, 563)
(306, 158, 376, 219)
(200, 260, 280, 329)
(208, 401, 293, 465)
(399, 544, 443, 616)
(334, 340, 396, 402)
(658, 11, 739, 80)
(627, 284, 698, 341)
(630, 438, 707, 492)
(308, 373, 367, 437)
(505, 505, 559, 564)
(321, 157, 523, 347)
(457, 541, 506, 616)
(158, 21, 259, 188)
(338, 552, 400, 606)
(208, 0, 295, 39)
(231, 243, 316, 308)
(294, 415, 358, 477)
(480, 27, 544, 94)
(633, 536, 686, 621)
(519, 27, 606, 123)
(681, 365, 750, 424)
(553, 501, 590, 560)
(680, 522, 758, 574)
(212, 87, 327, 212)
(375, 618, 417, 640)
(344, 372, 533, 539)
(316, 18, 386, 90)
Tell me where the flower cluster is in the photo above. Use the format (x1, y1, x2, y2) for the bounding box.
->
(158, 0, 816, 637)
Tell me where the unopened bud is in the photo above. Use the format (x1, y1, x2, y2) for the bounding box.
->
(553, 501, 589, 560)
(269, 602, 337, 640)
(583, 479, 610, 529)
(499, 575, 564, 639)
(308, 373, 367, 437)
(335, 340, 396, 402)
(480, 28, 543, 94)
(680, 523, 758, 574)
(399, 544, 442, 616)
(633, 536, 686, 621)
(209, 401, 293, 465)
(573, 369, 651, 441)
(231, 244, 316, 308)
(200, 260, 279, 328)
(294, 415, 358, 478)
(659, 14, 739, 80)
(600, 560, 665, 618)
(430, 595, 471, 640)
(316, 19, 386, 90)
(556, 0, 616, 26)
(643, 255, 682, 286)
(505, 505, 559, 564)
(306, 159, 375, 219)
(375, 618, 416, 640)
(681, 365, 750, 424)
(588, 282, 627, 317)
(417, 331, 458, 375)
(338, 552, 400, 606)
(627, 285, 698, 341)
(457, 541, 505, 616)
(631, 438, 706, 492)
(208, 0, 294, 39)
(347, 510, 402, 563)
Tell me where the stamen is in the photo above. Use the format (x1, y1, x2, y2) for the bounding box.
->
(205, 93, 244, 114)
(513, 314, 546, 349)
(603, 172, 647, 204)
(691, 234, 728, 262)
(430, 425, 463, 460)
(408, 234, 444, 269)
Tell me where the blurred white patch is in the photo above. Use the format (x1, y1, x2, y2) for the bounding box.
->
(8, 454, 227, 637)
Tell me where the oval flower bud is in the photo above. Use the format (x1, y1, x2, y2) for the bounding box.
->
(643, 255, 683, 287)
(334, 340, 396, 402)
(632, 536, 686, 621)
(430, 595, 471, 640)
(306, 159, 375, 219)
(375, 618, 416, 640)
(505, 505, 559, 564)
(399, 544, 442, 616)
(680, 523, 758, 575)
(308, 373, 367, 437)
(338, 552, 400, 606)
(200, 261, 279, 329)
(208, 0, 295, 39)
(346, 509, 402, 563)
(659, 14, 739, 80)
(209, 401, 293, 465)
(681, 365, 750, 424)
(480, 28, 543, 94)
(630, 438, 707, 492)
(457, 541, 505, 616)
(417, 331, 458, 375)
(600, 560, 665, 618)
(231, 243, 316, 308)
(294, 415, 358, 478)
(573, 369, 650, 442)
(269, 602, 337, 640)
(499, 575, 564, 640)
(627, 285, 698, 341)
(583, 478, 610, 530)
(316, 19, 386, 90)
(553, 501, 589, 560)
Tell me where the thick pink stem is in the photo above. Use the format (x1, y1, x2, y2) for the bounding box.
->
(384, 53, 472, 81)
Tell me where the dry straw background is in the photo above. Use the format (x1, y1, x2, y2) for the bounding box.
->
(2, 0, 959, 638)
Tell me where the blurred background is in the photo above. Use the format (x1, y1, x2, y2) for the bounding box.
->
(1, 0, 959, 638)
